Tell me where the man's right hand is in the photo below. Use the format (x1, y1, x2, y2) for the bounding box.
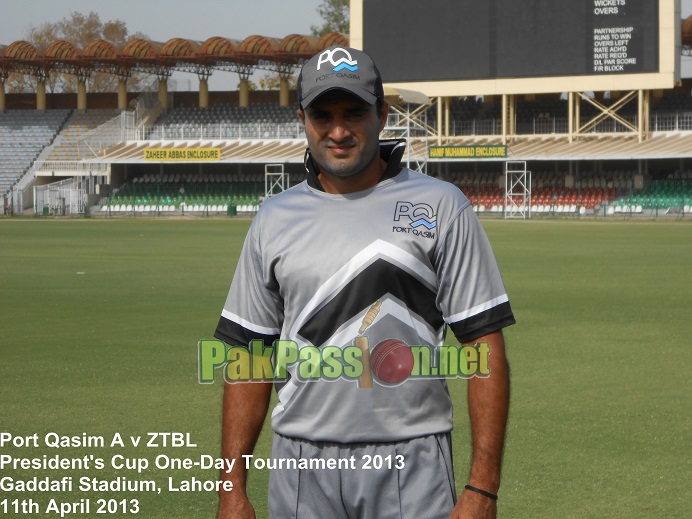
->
(216, 492, 256, 519)
(216, 380, 272, 519)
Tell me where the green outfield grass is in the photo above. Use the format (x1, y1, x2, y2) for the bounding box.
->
(0, 218, 690, 518)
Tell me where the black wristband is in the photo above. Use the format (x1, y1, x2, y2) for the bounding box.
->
(464, 484, 498, 501)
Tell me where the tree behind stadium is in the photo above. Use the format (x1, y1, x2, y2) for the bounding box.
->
(311, 0, 349, 36)
(256, 0, 349, 91)
(6, 10, 150, 94)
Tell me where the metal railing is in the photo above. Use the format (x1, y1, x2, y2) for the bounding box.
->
(444, 111, 692, 136)
(120, 109, 692, 142)
(135, 91, 159, 122)
(83, 109, 692, 140)
(650, 112, 692, 132)
(451, 119, 504, 136)
(33, 178, 86, 215)
(137, 122, 306, 141)
(33, 161, 109, 173)
(79, 111, 137, 157)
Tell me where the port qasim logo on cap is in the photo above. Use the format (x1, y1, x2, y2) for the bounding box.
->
(316, 47, 359, 72)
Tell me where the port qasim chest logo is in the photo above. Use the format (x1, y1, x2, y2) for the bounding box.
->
(392, 201, 437, 239)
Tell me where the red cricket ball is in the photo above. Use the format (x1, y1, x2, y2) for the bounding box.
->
(371, 339, 414, 385)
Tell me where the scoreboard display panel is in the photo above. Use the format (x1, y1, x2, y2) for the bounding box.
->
(351, 0, 679, 95)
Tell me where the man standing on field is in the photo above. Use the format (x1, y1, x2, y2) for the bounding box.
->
(214, 46, 515, 519)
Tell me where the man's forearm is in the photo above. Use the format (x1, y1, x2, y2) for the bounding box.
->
(218, 380, 272, 497)
(467, 331, 510, 493)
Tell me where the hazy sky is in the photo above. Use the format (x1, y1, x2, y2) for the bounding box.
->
(0, 0, 324, 43)
(1, 0, 691, 87)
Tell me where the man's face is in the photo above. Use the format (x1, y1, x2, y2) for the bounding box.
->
(299, 91, 387, 179)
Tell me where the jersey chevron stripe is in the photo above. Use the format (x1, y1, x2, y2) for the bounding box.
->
(220, 309, 281, 336)
(298, 258, 442, 347)
(288, 239, 437, 342)
(445, 294, 510, 323)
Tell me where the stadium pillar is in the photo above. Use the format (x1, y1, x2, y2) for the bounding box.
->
(118, 79, 128, 111)
(502, 94, 517, 144)
(279, 77, 289, 107)
(444, 97, 450, 139)
(568, 92, 574, 143)
(575, 95, 581, 137)
(638, 90, 650, 142)
(36, 79, 46, 111)
(502, 95, 507, 144)
(199, 78, 209, 108)
(239, 79, 250, 108)
(436, 97, 443, 145)
(568, 92, 581, 141)
(77, 80, 87, 111)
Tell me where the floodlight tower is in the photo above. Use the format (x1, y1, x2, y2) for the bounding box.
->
(383, 88, 434, 174)
(504, 160, 531, 219)
(265, 163, 289, 200)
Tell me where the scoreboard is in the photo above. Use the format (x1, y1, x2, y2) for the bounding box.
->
(351, 0, 680, 96)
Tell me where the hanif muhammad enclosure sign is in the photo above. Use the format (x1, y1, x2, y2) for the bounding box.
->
(428, 145, 508, 159)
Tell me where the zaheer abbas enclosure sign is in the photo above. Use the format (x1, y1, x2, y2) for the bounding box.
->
(144, 148, 221, 161)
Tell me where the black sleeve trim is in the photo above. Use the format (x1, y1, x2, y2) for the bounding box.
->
(214, 315, 280, 348)
(449, 301, 516, 344)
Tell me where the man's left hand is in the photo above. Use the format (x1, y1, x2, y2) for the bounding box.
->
(449, 487, 497, 519)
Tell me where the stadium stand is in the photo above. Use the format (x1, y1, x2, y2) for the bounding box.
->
(424, 90, 692, 137)
(3, 17, 692, 218)
(651, 90, 692, 111)
(159, 103, 297, 125)
(142, 102, 303, 140)
(445, 167, 623, 215)
(614, 179, 692, 213)
(2, 84, 692, 217)
(0, 110, 70, 195)
(1, 88, 689, 218)
(44, 109, 121, 161)
(102, 171, 267, 214)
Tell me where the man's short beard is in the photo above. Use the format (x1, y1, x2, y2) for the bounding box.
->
(314, 143, 380, 179)
(315, 158, 365, 178)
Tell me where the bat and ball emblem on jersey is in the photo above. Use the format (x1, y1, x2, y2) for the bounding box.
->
(392, 201, 437, 239)
(355, 300, 415, 389)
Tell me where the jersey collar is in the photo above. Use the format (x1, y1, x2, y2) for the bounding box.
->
(304, 139, 407, 192)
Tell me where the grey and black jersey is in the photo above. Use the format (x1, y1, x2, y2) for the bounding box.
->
(215, 140, 515, 443)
